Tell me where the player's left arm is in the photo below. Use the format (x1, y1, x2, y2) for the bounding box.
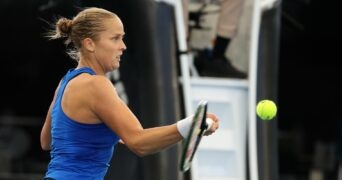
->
(40, 81, 61, 151)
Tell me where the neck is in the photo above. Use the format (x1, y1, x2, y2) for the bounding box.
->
(77, 52, 103, 75)
(77, 59, 106, 76)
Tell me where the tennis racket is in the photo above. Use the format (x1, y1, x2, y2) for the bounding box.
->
(180, 100, 211, 172)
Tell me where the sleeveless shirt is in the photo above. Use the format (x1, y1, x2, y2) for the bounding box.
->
(45, 67, 119, 180)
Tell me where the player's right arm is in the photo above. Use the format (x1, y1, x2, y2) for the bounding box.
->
(89, 76, 219, 156)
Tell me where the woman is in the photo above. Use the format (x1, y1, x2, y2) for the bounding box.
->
(40, 7, 219, 179)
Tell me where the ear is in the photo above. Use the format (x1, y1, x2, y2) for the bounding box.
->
(83, 38, 95, 52)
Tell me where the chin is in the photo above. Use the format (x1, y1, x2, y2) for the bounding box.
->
(113, 64, 120, 70)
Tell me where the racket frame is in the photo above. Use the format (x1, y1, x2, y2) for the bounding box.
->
(180, 100, 208, 172)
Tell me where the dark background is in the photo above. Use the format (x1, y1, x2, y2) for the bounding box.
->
(0, 0, 340, 179)
(278, 0, 341, 179)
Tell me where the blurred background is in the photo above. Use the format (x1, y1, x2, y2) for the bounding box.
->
(0, 0, 340, 180)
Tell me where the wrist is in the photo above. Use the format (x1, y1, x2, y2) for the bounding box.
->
(176, 115, 193, 138)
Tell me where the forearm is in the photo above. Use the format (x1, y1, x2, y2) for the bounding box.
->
(128, 124, 182, 157)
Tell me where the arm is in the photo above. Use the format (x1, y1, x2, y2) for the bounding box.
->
(40, 82, 60, 151)
(91, 77, 183, 157)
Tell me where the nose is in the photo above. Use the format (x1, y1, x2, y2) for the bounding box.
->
(121, 41, 127, 51)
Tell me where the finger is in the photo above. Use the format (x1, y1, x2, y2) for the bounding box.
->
(205, 118, 214, 130)
(206, 113, 219, 122)
(204, 120, 217, 136)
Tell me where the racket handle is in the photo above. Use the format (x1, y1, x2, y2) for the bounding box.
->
(205, 118, 214, 130)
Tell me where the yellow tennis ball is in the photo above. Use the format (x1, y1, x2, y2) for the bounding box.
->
(256, 100, 277, 120)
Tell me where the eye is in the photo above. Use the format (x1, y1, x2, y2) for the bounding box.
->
(112, 35, 124, 41)
(111, 36, 120, 41)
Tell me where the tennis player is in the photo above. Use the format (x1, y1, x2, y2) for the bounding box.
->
(40, 7, 219, 180)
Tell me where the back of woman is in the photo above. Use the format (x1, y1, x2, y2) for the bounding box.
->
(45, 67, 120, 180)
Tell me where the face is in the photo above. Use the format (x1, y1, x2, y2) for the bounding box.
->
(93, 17, 126, 72)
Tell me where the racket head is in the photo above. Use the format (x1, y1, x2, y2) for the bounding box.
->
(180, 100, 208, 172)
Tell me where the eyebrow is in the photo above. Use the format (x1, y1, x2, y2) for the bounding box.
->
(112, 32, 125, 36)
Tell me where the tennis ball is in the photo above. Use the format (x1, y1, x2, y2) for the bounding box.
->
(256, 100, 277, 120)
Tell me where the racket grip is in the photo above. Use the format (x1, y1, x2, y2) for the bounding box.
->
(205, 118, 214, 130)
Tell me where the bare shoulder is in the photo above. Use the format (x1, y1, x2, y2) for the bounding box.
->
(89, 75, 113, 87)
(86, 75, 118, 99)
(69, 74, 114, 93)
(85, 75, 124, 120)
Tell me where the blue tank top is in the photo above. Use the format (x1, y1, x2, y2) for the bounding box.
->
(45, 67, 120, 180)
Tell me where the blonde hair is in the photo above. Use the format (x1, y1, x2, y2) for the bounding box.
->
(47, 7, 117, 60)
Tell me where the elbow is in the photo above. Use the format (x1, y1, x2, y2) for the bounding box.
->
(41, 143, 51, 151)
(40, 136, 51, 151)
(129, 144, 150, 157)
(40, 128, 51, 151)
(126, 141, 152, 157)
(134, 151, 148, 158)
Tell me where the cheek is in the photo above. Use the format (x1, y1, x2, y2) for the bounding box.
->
(106, 43, 119, 54)
(99, 47, 114, 59)
(98, 41, 120, 58)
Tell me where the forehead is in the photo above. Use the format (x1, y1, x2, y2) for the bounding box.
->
(103, 17, 124, 34)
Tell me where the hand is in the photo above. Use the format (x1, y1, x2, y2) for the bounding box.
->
(204, 112, 219, 136)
